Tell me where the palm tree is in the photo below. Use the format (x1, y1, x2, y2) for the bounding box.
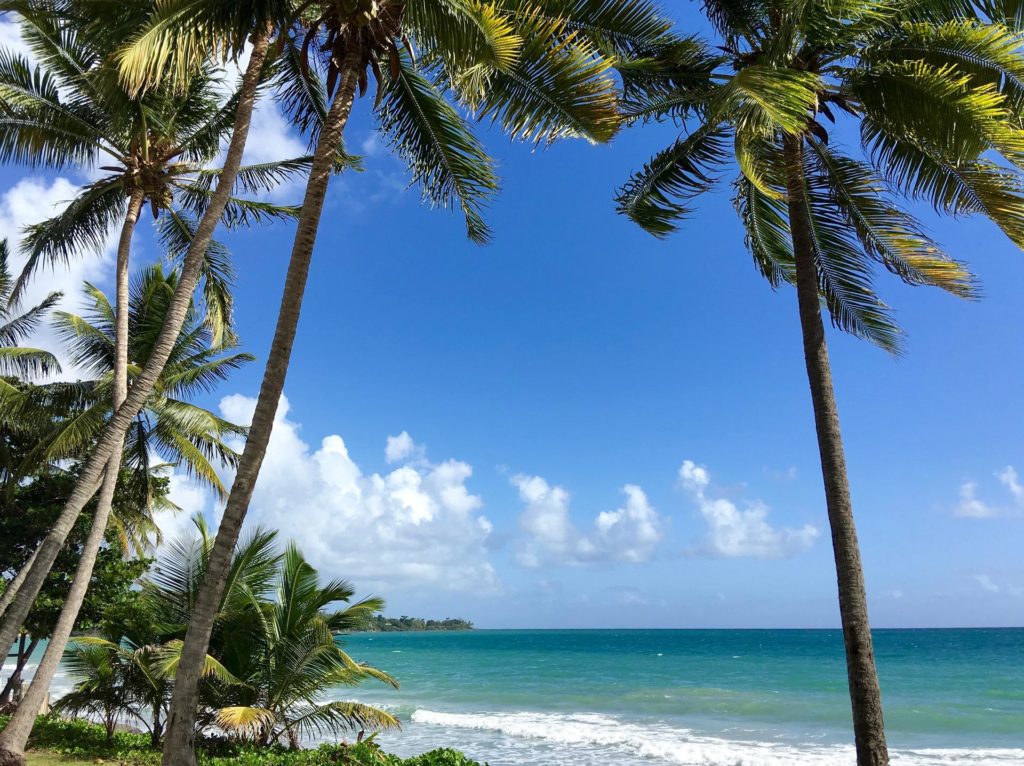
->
(52, 638, 144, 743)
(43, 265, 253, 498)
(0, 239, 61, 389)
(0, 239, 61, 620)
(126, 4, 673, 762)
(614, 3, 1024, 763)
(0, 266, 252, 762)
(0, 0, 281, 672)
(55, 519, 394, 748)
(209, 543, 397, 748)
(52, 514, 279, 748)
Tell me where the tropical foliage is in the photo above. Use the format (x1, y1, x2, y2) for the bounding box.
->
(0, 715, 483, 766)
(615, 1, 1024, 763)
(47, 264, 252, 500)
(0, 1, 306, 334)
(0, 239, 61, 432)
(56, 519, 397, 748)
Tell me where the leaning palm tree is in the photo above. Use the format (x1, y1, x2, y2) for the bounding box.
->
(615, 3, 1024, 764)
(0, 265, 252, 762)
(0, 0, 286, 672)
(122, 4, 674, 762)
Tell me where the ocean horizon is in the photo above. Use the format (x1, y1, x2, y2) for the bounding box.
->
(14, 627, 1023, 765)
(328, 628, 1023, 766)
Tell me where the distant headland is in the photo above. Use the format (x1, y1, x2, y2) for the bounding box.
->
(361, 615, 474, 632)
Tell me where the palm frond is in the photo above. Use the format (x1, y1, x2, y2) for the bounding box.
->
(377, 50, 498, 244)
(616, 124, 731, 236)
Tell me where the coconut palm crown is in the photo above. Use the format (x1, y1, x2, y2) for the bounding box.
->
(38, 264, 253, 501)
(612, 0, 1024, 351)
(0, 0, 318, 339)
(115, 0, 677, 242)
(615, 2, 1024, 764)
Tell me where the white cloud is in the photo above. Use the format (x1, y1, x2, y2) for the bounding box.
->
(0, 19, 32, 62)
(998, 466, 1023, 506)
(178, 394, 498, 593)
(385, 430, 424, 464)
(157, 473, 215, 544)
(955, 465, 1023, 518)
(679, 459, 819, 558)
(360, 133, 381, 157)
(512, 474, 664, 567)
(954, 481, 996, 518)
(0, 176, 116, 377)
(974, 574, 1000, 593)
(954, 481, 995, 518)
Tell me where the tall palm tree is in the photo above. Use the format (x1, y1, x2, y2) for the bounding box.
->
(123, 4, 674, 762)
(0, 0, 280, 670)
(0, 265, 252, 762)
(615, 2, 1024, 763)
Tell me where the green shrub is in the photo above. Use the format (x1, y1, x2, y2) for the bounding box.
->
(404, 749, 485, 766)
(4, 716, 485, 766)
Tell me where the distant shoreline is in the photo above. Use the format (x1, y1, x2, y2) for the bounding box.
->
(357, 616, 474, 632)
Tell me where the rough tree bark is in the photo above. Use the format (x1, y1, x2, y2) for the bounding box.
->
(0, 547, 37, 620)
(783, 135, 889, 766)
(160, 52, 361, 766)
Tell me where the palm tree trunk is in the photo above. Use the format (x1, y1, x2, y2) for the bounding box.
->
(151, 699, 163, 748)
(0, 185, 143, 766)
(0, 474, 118, 766)
(161, 52, 362, 766)
(783, 136, 888, 766)
(0, 547, 37, 620)
(0, 636, 37, 705)
(0, 25, 274, 667)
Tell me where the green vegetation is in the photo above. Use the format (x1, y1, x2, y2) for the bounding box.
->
(7, 717, 486, 766)
(52, 519, 396, 748)
(1, 1, 1021, 765)
(363, 616, 473, 633)
(617, 2, 1024, 763)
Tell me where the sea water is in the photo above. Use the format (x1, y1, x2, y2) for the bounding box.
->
(324, 629, 1024, 766)
(15, 628, 1023, 765)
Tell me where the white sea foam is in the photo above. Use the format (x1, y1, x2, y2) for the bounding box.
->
(410, 709, 1024, 766)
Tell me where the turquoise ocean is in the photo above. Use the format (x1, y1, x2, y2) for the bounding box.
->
(322, 629, 1023, 766)
(19, 628, 1022, 765)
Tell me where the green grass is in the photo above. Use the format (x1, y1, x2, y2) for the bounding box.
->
(25, 752, 94, 766)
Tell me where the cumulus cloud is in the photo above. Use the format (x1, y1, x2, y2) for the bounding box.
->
(385, 431, 424, 464)
(955, 465, 1023, 518)
(172, 394, 497, 593)
(511, 474, 664, 567)
(679, 460, 818, 558)
(0, 177, 116, 377)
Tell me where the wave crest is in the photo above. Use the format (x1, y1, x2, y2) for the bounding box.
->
(410, 709, 1024, 766)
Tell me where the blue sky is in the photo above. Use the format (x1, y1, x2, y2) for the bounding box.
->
(3, 9, 1023, 629)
